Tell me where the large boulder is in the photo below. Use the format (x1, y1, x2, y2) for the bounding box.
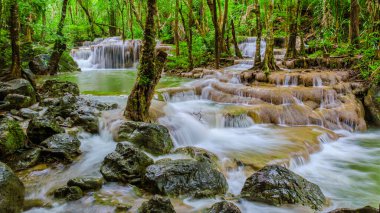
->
(27, 117, 65, 144)
(0, 119, 26, 157)
(100, 143, 154, 184)
(39, 80, 80, 99)
(172, 146, 219, 167)
(0, 162, 25, 213)
(138, 195, 176, 213)
(4, 94, 34, 109)
(40, 133, 81, 163)
(67, 177, 103, 191)
(364, 85, 380, 126)
(29, 53, 80, 75)
(207, 201, 241, 213)
(6, 148, 41, 171)
(241, 165, 326, 210)
(0, 79, 36, 109)
(144, 159, 228, 198)
(114, 121, 174, 155)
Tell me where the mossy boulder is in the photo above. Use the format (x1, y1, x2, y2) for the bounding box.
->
(138, 195, 176, 213)
(67, 177, 103, 191)
(100, 143, 154, 184)
(144, 159, 228, 198)
(172, 146, 219, 167)
(27, 117, 65, 144)
(53, 186, 83, 201)
(0, 79, 36, 110)
(241, 165, 326, 210)
(207, 201, 241, 213)
(39, 80, 80, 99)
(114, 121, 174, 155)
(6, 148, 41, 171)
(0, 162, 25, 213)
(29, 53, 80, 75)
(40, 133, 81, 163)
(364, 85, 380, 126)
(0, 119, 26, 157)
(4, 94, 34, 110)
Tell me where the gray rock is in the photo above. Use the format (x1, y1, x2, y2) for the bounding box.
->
(6, 148, 41, 171)
(67, 177, 103, 191)
(0, 79, 36, 102)
(172, 146, 219, 166)
(40, 133, 81, 163)
(364, 85, 380, 126)
(27, 117, 65, 144)
(39, 80, 80, 99)
(138, 195, 176, 213)
(19, 108, 39, 119)
(0, 162, 25, 213)
(114, 121, 174, 155)
(4, 94, 33, 110)
(100, 143, 153, 184)
(0, 119, 26, 156)
(207, 201, 241, 213)
(241, 165, 326, 210)
(144, 159, 228, 198)
(53, 186, 83, 201)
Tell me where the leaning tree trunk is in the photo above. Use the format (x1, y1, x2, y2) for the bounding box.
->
(9, 0, 21, 79)
(207, 0, 220, 69)
(174, 0, 180, 56)
(231, 20, 242, 58)
(350, 0, 360, 48)
(47, 0, 69, 75)
(285, 0, 300, 59)
(254, 0, 262, 66)
(262, 0, 277, 74)
(124, 0, 168, 122)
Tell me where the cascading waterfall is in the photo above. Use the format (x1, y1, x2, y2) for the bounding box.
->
(71, 37, 142, 70)
(238, 37, 267, 59)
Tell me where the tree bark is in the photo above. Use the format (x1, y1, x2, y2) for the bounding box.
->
(125, 0, 168, 122)
(254, 0, 262, 66)
(220, 0, 228, 53)
(179, 2, 194, 71)
(231, 20, 242, 58)
(109, 0, 117, 36)
(285, 0, 299, 59)
(77, 0, 96, 38)
(174, 0, 180, 56)
(207, 0, 220, 69)
(262, 0, 277, 74)
(9, 0, 21, 79)
(350, 0, 360, 48)
(47, 0, 69, 75)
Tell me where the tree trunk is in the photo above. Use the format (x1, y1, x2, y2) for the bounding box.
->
(77, 0, 96, 38)
(262, 0, 277, 74)
(129, 0, 144, 29)
(125, 0, 168, 122)
(350, 0, 360, 48)
(47, 0, 69, 75)
(285, 0, 299, 59)
(231, 20, 242, 58)
(9, 1, 21, 79)
(220, 0, 228, 53)
(254, 0, 262, 66)
(109, 1, 117, 36)
(207, 0, 220, 69)
(179, 4, 194, 71)
(174, 0, 180, 56)
(25, 13, 33, 42)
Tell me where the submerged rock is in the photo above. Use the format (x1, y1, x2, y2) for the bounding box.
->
(241, 165, 326, 210)
(144, 159, 227, 198)
(67, 177, 103, 191)
(329, 206, 379, 213)
(40, 133, 81, 163)
(207, 201, 241, 213)
(27, 117, 65, 144)
(114, 121, 174, 155)
(0, 162, 25, 213)
(54, 186, 83, 201)
(138, 195, 176, 213)
(100, 143, 153, 184)
(0, 119, 26, 157)
(39, 80, 80, 99)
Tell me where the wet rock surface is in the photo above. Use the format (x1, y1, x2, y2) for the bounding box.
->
(0, 119, 26, 157)
(0, 162, 25, 213)
(172, 146, 219, 166)
(39, 80, 80, 98)
(114, 121, 174, 155)
(364, 85, 380, 126)
(143, 159, 227, 198)
(40, 133, 81, 163)
(6, 148, 41, 171)
(207, 201, 241, 213)
(27, 117, 65, 144)
(138, 195, 176, 213)
(0, 79, 36, 110)
(328, 206, 379, 213)
(100, 143, 154, 184)
(53, 186, 83, 201)
(241, 165, 326, 210)
(67, 177, 103, 191)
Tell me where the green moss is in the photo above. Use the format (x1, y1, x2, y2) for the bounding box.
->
(0, 120, 26, 155)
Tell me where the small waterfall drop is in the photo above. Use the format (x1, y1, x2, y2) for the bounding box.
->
(238, 37, 266, 59)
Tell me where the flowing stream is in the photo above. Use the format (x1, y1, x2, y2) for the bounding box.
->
(24, 39, 380, 212)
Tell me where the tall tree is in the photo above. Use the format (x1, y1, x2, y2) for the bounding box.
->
(174, 0, 180, 56)
(350, 0, 360, 48)
(285, 0, 300, 59)
(231, 19, 242, 58)
(262, 0, 277, 74)
(47, 0, 69, 75)
(254, 0, 262, 66)
(207, 0, 220, 69)
(125, 0, 168, 122)
(9, 0, 21, 79)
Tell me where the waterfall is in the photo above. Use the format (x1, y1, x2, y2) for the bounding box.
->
(71, 37, 142, 70)
(238, 37, 266, 59)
